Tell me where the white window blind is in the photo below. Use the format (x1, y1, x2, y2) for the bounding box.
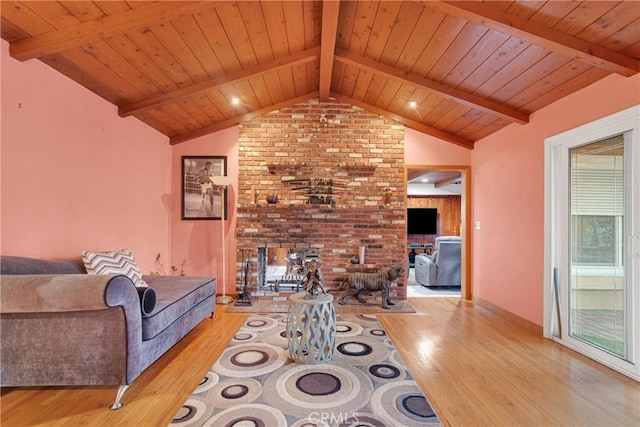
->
(570, 135, 624, 216)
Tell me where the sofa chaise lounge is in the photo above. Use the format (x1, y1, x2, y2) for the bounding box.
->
(0, 255, 216, 409)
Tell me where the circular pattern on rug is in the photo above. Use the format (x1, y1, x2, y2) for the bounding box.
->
(334, 336, 389, 365)
(213, 342, 288, 377)
(232, 330, 258, 344)
(381, 337, 396, 349)
(202, 403, 287, 427)
(289, 418, 330, 427)
(261, 323, 293, 348)
(330, 412, 395, 427)
(364, 326, 387, 338)
(222, 384, 249, 399)
(192, 371, 219, 394)
(370, 380, 439, 425)
(296, 372, 341, 396)
(262, 364, 373, 418)
(388, 349, 409, 369)
(337, 341, 373, 357)
(335, 320, 363, 337)
(170, 397, 213, 426)
(367, 363, 407, 383)
(243, 316, 281, 332)
(206, 378, 262, 408)
(402, 394, 435, 418)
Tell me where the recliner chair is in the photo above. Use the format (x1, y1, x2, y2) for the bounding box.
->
(414, 236, 461, 287)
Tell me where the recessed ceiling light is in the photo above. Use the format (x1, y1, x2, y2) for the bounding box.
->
(409, 100, 417, 108)
(421, 178, 428, 182)
(231, 97, 240, 105)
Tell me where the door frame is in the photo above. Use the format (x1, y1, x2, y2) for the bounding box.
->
(405, 164, 472, 300)
(543, 105, 639, 381)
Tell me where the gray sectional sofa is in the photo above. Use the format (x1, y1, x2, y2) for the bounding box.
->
(0, 255, 216, 409)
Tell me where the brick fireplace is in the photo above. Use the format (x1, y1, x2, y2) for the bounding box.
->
(236, 98, 407, 301)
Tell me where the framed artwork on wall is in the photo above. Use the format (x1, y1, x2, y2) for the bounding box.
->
(181, 156, 227, 220)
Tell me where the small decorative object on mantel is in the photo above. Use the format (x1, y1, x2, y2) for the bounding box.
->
(250, 186, 257, 205)
(283, 177, 347, 205)
(266, 193, 278, 204)
(383, 187, 392, 205)
(359, 246, 366, 264)
(300, 259, 326, 299)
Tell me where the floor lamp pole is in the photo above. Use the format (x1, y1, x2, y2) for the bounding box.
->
(212, 178, 234, 305)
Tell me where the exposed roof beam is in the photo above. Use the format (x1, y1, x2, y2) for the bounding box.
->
(331, 92, 474, 150)
(318, 0, 341, 101)
(335, 49, 529, 124)
(120, 47, 320, 118)
(435, 175, 462, 188)
(9, 1, 215, 61)
(423, 1, 640, 77)
(170, 92, 320, 145)
(407, 170, 427, 182)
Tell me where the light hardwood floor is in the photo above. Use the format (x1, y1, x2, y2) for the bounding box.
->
(1, 298, 638, 426)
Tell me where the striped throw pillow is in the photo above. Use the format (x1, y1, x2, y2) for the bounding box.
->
(82, 249, 148, 287)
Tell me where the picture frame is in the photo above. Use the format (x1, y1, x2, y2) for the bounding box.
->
(181, 156, 227, 220)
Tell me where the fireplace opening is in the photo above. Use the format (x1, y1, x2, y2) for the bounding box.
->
(258, 247, 319, 292)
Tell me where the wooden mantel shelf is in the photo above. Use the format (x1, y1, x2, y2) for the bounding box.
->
(267, 163, 306, 174)
(238, 205, 401, 212)
(267, 162, 376, 175)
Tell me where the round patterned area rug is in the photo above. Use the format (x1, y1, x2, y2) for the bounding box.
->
(171, 314, 441, 426)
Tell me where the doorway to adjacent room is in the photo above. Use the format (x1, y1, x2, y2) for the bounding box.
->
(405, 165, 471, 299)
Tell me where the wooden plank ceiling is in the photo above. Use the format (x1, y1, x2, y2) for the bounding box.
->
(2, 1, 639, 149)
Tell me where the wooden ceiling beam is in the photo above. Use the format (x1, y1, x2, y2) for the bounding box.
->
(423, 1, 640, 77)
(318, 0, 341, 101)
(9, 1, 216, 61)
(170, 92, 320, 145)
(120, 47, 320, 118)
(331, 92, 474, 150)
(335, 49, 529, 124)
(435, 175, 462, 188)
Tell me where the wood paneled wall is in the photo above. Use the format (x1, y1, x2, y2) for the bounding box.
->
(407, 195, 461, 246)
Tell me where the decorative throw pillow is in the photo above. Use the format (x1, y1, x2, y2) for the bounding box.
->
(136, 286, 157, 316)
(82, 249, 148, 287)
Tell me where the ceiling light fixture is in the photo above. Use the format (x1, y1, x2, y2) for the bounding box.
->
(231, 97, 240, 105)
(409, 100, 417, 108)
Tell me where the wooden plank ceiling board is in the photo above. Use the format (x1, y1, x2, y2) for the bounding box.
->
(1, 0, 638, 148)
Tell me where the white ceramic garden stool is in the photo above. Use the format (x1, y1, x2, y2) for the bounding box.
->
(286, 292, 337, 364)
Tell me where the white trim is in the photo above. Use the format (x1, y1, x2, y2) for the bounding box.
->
(571, 266, 624, 276)
(544, 105, 640, 382)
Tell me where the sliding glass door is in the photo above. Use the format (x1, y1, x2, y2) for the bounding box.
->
(545, 106, 639, 381)
(569, 136, 626, 357)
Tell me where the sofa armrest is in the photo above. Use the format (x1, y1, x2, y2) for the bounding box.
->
(1, 274, 138, 313)
(414, 254, 437, 286)
(1, 274, 144, 387)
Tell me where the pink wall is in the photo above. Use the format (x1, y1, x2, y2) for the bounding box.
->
(5, 29, 637, 321)
(170, 128, 239, 295)
(472, 73, 640, 325)
(404, 128, 472, 166)
(0, 40, 171, 272)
